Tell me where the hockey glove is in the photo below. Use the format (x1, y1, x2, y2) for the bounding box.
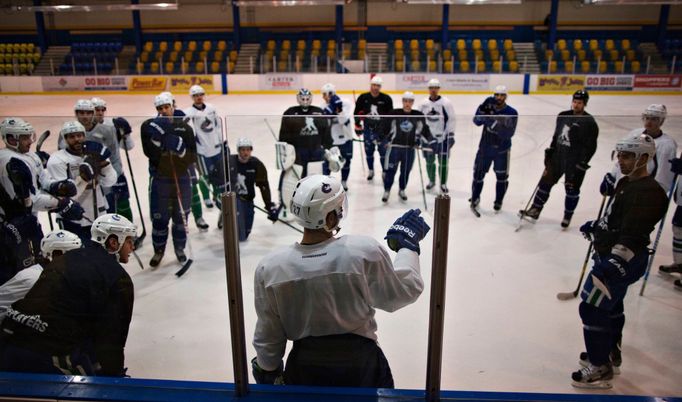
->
(579, 220, 596, 241)
(251, 357, 284, 385)
(323, 95, 343, 115)
(36, 151, 50, 168)
(599, 173, 616, 196)
(7, 157, 35, 200)
(49, 179, 78, 197)
(354, 122, 363, 136)
(543, 148, 554, 167)
(162, 135, 186, 155)
(267, 204, 281, 222)
(111, 175, 130, 198)
(385, 208, 431, 255)
(113, 117, 132, 141)
(670, 157, 682, 175)
(79, 159, 97, 182)
(83, 140, 112, 162)
(53, 198, 85, 221)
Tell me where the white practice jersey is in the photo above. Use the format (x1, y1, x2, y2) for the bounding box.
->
(102, 117, 135, 152)
(59, 122, 124, 177)
(0, 264, 42, 323)
(45, 149, 117, 226)
(418, 96, 455, 142)
(0, 148, 57, 216)
(183, 103, 223, 158)
(321, 98, 354, 146)
(610, 129, 678, 193)
(253, 234, 423, 371)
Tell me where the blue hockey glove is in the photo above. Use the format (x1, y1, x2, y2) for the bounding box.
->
(111, 175, 130, 198)
(323, 95, 343, 115)
(162, 134, 185, 155)
(79, 160, 96, 182)
(579, 220, 596, 241)
(49, 179, 77, 197)
(594, 253, 628, 281)
(83, 140, 112, 161)
(385, 208, 431, 254)
(251, 357, 283, 385)
(53, 197, 85, 221)
(36, 150, 50, 168)
(113, 117, 132, 140)
(670, 157, 682, 175)
(7, 157, 34, 200)
(599, 173, 616, 196)
(267, 204, 281, 222)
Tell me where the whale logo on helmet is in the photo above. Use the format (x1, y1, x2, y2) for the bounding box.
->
(321, 183, 332, 193)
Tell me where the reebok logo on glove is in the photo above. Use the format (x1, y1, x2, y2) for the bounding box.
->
(389, 224, 416, 239)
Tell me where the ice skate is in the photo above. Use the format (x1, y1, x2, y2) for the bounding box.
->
(425, 181, 435, 190)
(175, 248, 187, 263)
(382, 190, 390, 203)
(367, 170, 374, 181)
(493, 201, 502, 212)
(217, 215, 223, 230)
(341, 180, 348, 191)
(204, 198, 214, 209)
(150, 250, 164, 268)
(398, 189, 407, 201)
(561, 212, 573, 229)
(519, 206, 541, 221)
(571, 363, 613, 389)
(440, 184, 448, 194)
(195, 217, 209, 232)
(659, 263, 682, 275)
(468, 198, 481, 218)
(579, 352, 620, 375)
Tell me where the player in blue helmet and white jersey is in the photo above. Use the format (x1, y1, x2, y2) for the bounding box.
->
(320, 83, 354, 191)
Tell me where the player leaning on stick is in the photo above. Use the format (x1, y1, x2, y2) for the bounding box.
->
(572, 133, 667, 389)
(520, 90, 599, 228)
(251, 175, 429, 387)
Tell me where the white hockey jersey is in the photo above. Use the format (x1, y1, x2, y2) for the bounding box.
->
(0, 148, 57, 216)
(58, 122, 125, 177)
(321, 98, 354, 146)
(418, 95, 456, 142)
(102, 117, 135, 152)
(183, 103, 223, 158)
(45, 149, 117, 227)
(0, 263, 42, 323)
(253, 234, 423, 371)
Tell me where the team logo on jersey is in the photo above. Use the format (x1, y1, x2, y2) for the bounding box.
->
(368, 104, 380, 120)
(558, 124, 573, 147)
(426, 107, 441, 123)
(236, 173, 247, 195)
(299, 117, 319, 136)
(400, 119, 414, 133)
(321, 183, 332, 193)
(200, 117, 213, 133)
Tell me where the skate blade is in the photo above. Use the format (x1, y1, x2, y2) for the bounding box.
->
(571, 380, 612, 389)
(577, 361, 621, 376)
(556, 291, 577, 300)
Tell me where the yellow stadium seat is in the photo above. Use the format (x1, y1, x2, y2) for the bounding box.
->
(279, 49, 289, 60)
(159, 41, 168, 52)
(426, 39, 434, 50)
(143, 41, 153, 52)
(170, 41, 180, 52)
(266, 40, 276, 51)
(169, 52, 178, 62)
(153, 51, 164, 61)
(560, 49, 570, 61)
(410, 50, 420, 61)
(476, 60, 485, 72)
(165, 62, 174, 74)
(444, 60, 453, 72)
(488, 39, 498, 51)
(565, 60, 574, 73)
(210, 61, 220, 73)
(409, 39, 418, 50)
(489, 49, 500, 61)
(229, 50, 238, 62)
(195, 61, 205, 73)
(140, 52, 149, 63)
(282, 40, 291, 50)
(576, 49, 586, 61)
(277, 60, 286, 71)
(593, 49, 603, 60)
(328, 39, 336, 49)
(428, 60, 436, 71)
(589, 39, 598, 51)
(33, 53, 40, 63)
(621, 39, 631, 51)
(493, 60, 502, 72)
(472, 39, 482, 50)
(410, 60, 420, 71)
(188, 41, 197, 52)
(609, 49, 619, 61)
(327, 49, 335, 58)
(598, 61, 607, 73)
(183, 51, 194, 62)
(506, 50, 516, 61)
(297, 40, 306, 50)
(358, 49, 365, 60)
(443, 49, 452, 60)
(557, 39, 566, 50)
(626, 49, 636, 61)
(426, 48, 435, 59)
(474, 49, 484, 60)
(0, 55, 4, 64)
(228, 61, 235, 73)
(549, 61, 557, 73)
(218, 40, 227, 51)
(545, 49, 554, 60)
(150, 62, 159, 74)
(573, 39, 583, 50)
(458, 50, 468, 61)
(359, 39, 367, 50)
(202, 41, 212, 52)
(0, 44, 6, 52)
(343, 48, 351, 59)
(312, 40, 321, 50)
(503, 39, 513, 51)
(457, 39, 466, 51)
(199, 51, 208, 61)
(395, 60, 404, 72)
(631, 60, 640, 73)
(580, 60, 590, 73)
(614, 60, 623, 73)
(19, 63, 27, 75)
(213, 50, 223, 62)
(605, 39, 614, 50)
(460, 60, 470, 72)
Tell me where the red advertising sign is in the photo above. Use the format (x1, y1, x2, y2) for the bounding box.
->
(633, 75, 682, 91)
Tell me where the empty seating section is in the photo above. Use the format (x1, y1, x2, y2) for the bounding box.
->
(60, 42, 122, 75)
(537, 38, 640, 74)
(390, 38, 516, 73)
(662, 39, 682, 71)
(261, 38, 344, 73)
(0, 43, 41, 76)
(132, 40, 235, 74)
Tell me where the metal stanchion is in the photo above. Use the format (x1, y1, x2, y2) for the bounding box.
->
(425, 194, 451, 402)
(222, 192, 249, 397)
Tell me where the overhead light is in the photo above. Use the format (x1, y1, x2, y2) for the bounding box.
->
(583, 0, 682, 3)
(399, 0, 521, 4)
(233, 0, 348, 5)
(8, 1, 179, 12)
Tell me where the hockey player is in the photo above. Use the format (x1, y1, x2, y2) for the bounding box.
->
(418, 78, 455, 194)
(573, 133, 667, 388)
(521, 89, 599, 228)
(658, 157, 682, 290)
(226, 138, 278, 241)
(353, 76, 394, 181)
(320, 83, 354, 191)
(0, 117, 76, 284)
(183, 85, 227, 225)
(381, 91, 433, 203)
(91, 97, 136, 222)
(0, 229, 82, 323)
(0, 213, 136, 377)
(141, 93, 197, 267)
(46, 121, 115, 242)
(252, 175, 429, 387)
(469, 85, 519, 216)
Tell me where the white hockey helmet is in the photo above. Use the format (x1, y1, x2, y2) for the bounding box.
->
(74, 99, 95, 112)
(427, 78, 440, 88)
(643, 104, 666, 122)
(91, 97, 107, 109)
(494, 85, 508, 95)
(370, 76, 383, 86)
(91, 213, 137, 255)
(237, 137, 253, 149)
(402, 91, 415, 101)
(154, 92, 174, 108)
(189, 85, 205, 97)
(297, 88, 313, 108)
(60, 120, 86, 140)
(321, 83, 336, 96)
(160, 91, 175, 101)
(1, 117, 35, 151)
(41, 229, 82, 259)
(290, 174, 347, 232)
(615, 133, 656, 160)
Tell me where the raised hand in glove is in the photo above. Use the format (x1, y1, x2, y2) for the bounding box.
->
(323, 94, 343, 115)
(53, 197, 85, 221)
(7, 157, 34, 200)
(267, 204, 281, 222)
(385, 208, 431, 254)
(599, 172, 616, 196)
(251, 357, 283, 385)
(113, 117, 132, 141)
(79, 158, 97, 182)
(83, 140, 112, 161)
(49, 179, 77, 197)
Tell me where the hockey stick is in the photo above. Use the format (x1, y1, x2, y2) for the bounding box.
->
(35, 130, 54, 230)
(123, 142, 147, 250)
(515, 182, 540, 232)
(253, 204, 304, 234)
(263, 118, 279, 142)
(639, 171, 679, 296)
(169, 157, 194, 277)
(416, 148, 428, 212)
(352, 90, 368, 177)
(557, 194, 609, 301)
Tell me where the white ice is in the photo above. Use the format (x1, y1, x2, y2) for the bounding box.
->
(1, 92, 681, 397)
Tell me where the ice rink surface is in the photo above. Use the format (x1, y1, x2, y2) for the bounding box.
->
(1, 92, 681, 397)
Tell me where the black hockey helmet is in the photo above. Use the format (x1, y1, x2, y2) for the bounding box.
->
(572, 89, 589, 105)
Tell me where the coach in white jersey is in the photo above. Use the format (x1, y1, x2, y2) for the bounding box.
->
(320, 83, 354, 191)
(183, 85, 227, 210)
(252, 175, 429, 387)
(418, 79, 455, 193)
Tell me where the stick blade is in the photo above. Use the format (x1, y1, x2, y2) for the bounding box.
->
(175, 259, 193, 277)
(556, 291, 578, 301)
